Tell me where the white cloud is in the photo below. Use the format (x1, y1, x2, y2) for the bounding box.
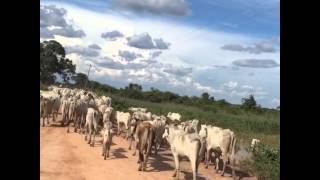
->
(112, 0, 191, 16)
(222, 81, 238, 90)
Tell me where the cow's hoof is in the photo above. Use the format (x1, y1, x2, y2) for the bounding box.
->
(205, 166, 208, 169)
(104, 157, 106, 160)
(132, 153, 136, 156)
(138, 167, 142, 171)
(221, 174, 224, 177)
(90, 144, 94, 147)
(107, 154, 109, 158)
(67, 130, 69, 133)
(128, 147, 131, 150)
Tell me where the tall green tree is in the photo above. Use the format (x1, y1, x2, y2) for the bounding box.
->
(242, 95, 257, 110)
(201, 92, 210, 100)
(40, 40, 75, 84)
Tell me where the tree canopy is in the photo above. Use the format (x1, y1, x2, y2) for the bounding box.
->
(40, 40, 75, 84)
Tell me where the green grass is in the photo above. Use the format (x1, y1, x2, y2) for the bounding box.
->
(99, 91, 280, 148)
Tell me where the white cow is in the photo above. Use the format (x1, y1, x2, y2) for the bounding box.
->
(184, 119, 200, 134)
(132, 111, 152, 121)
(129, 107, 147, 113)
(84, 108, 101, 146)
(66, 100, 76, 133)
(162, 124, 204, 180)
(167, 112, 182, 122)
(147, 115, 167, 154)
(115, 111, 131, 137)
(103, 107, 113, 125)
(60, 100, 70, 126)
(251, 138, 261, 149)
(102, 121, 114, 160)
(199, 125, 236, 176)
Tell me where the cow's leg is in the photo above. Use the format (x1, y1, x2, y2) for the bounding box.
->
(172, 153, 180, 179)
(91, 130, 96, 147)
(133, 139, 139, 156)
(231, 166, 236, 180)
(61, 115, 65, 126)
(74, 118, 78, 133)
(128, 134, 133, 150)
(205, 149, 210, 168)
(190, 156, 197, 180)
(106, 144, 110, 158)
(221, 156, 227, 176)
(67, 118, 71, 133)
(84, 125, 88, 141)
(52, 112, 56, 122)
(117, 123, 121, 136)
(88, 129, 92, 145)
(138, 151, 143, 171)
(47, 114, 50, 125)
(42, 117, 45, 127)
(102, 143, 105, 156)
(216, 157, 220, 173)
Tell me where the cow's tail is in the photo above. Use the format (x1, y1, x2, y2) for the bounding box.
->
(230, 133, 237, 157)
(146, 127, 155, 155)
(140, 128, 148, 153)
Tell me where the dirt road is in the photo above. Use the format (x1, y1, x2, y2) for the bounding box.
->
(40, 120, 255, 180)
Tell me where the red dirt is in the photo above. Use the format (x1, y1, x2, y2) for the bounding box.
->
(40, 117, 256, 180)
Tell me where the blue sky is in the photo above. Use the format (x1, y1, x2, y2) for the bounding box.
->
(40, 0, 280, 108)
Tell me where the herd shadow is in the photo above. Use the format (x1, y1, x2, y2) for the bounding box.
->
(147, 153, 174, 172)
(110, 147, 128, 159)
(184, 171, 207, 180)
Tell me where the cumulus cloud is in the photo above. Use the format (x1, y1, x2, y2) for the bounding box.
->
(127, 33, 170, 49)
(153, 38, 170, 49)
(94, 57, 124, 70)
(40, 5, 85, 38)
(93, 56, 154, 70)
(232, 59, 279, 68)
(150, 51, 162, 58)
(88, 44, 101, 49)
(222, 81, 238, 90)
(221, 40, 277, 54)
(112, 0, 191, 16)
(101, 30, 124, 41)
(40, 27, 55, 39)
(271, 98, 280, 107)
(127, 33, 155, 49)
(118, 50, 142, 61)
(163, 64, 192, 76)
(65, 45, 99, 57)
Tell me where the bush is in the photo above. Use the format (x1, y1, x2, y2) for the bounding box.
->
(40, 82, 48, 91)
(251, 143, 280, 180)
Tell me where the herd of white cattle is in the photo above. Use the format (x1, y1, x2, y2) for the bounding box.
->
(40, 86, 260, 180)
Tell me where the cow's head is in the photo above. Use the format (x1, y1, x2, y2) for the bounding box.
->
(199, 124, 208, 138)
(162, 125, 170, 139)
